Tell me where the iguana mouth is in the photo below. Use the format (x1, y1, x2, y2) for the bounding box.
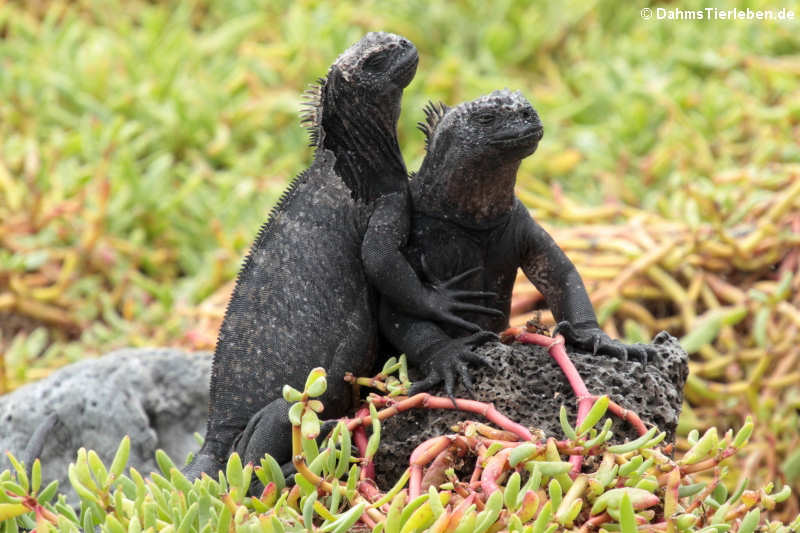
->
(489, 125, 544, 147)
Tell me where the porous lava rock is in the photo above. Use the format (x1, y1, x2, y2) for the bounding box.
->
(375, 333, 688, 488)
(0, 348, 211, 505)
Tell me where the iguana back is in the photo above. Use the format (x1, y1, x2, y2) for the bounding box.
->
(204, 150, 373, 462)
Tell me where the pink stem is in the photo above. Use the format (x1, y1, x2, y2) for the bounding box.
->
(352, 406, 374, 480)
(480, 448, 513, 495)
(351, 394, 534, 442)
(357, 479, 382, 503)
(514, 332, 594, 473)
(408, 436, 451, 498)
(358, 511, 377, 529)
(600, 396, 648, 436)
(509, 330, 647, 437)
(469, 448, 485, 489)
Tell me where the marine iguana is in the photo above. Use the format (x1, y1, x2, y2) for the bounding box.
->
(183, 33, 498, 479)
(380, 90, 660, 395)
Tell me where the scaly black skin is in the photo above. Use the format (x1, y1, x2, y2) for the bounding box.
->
(380, 91, 660, 396)
(184, 33, 496, 479)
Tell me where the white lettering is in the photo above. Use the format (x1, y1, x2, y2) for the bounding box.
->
(648, 7, 796, 22)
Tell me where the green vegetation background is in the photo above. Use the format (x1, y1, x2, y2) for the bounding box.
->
(3, 0, 798, 374)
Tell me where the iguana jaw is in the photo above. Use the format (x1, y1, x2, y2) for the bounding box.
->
(390, 41, 419, 90)
(488, 124, 544, 149)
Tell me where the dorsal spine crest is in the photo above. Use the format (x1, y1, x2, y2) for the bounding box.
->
(299, 77, 327, 147)
(417, 101, 449, 150)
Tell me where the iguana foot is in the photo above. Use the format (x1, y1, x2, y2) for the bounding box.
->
(554, 321, 660, 366)
(409, 330, 498, 400)
(421, 258, 504, 332)
(182, 452, 224, 481)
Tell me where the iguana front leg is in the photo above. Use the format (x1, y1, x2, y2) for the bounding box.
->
(516, 206, 658, 363)
(379, 301, 496, 398)
(363, 191, 502, 332)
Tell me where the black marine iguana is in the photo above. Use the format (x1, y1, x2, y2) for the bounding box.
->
(184, 33, 498, 479)
(380, 90, 660, 395)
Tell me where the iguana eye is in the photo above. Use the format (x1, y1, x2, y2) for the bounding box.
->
(474, 112, 496, 126)
(363, 51, 391, 72)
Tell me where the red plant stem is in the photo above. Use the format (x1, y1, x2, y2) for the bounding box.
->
(420, 448, 457, 492)
(359, 510, 378, 529)
(684, 467, 721, 514)
(460, 421, 521, 441)
(411, 436, 452, 467)
(349, 394, 534, 441)
(779, 215, 800, 276)
(452, 480, 473, 501)
(602, 396, 648, 436)
(353, 406, 369, 455)
(445, 493, 476, 529)
(357, 479, 382, 503)
(513, 331, 593, 472)
(361, 461, 375, 481)
(682, 447, 739, 474)
(664, 467, 680, 531)
(516, 332, 593, 419)
(408, 436, 452, 498)
(579, 512, 612, 532)
(292, 455, 334, 492)
(654, 447, 738, 483)
(481, 439, 525, 450)
(470, 446, 488, 490)
(28, 502, 59, 525)
(352, 406, 374, 480)
(509, 329, 650, 472)
(408, 466, 422, 498)
(480, 447, 513, 495)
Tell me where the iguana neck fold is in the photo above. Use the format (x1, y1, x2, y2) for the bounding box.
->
(414, 154, 520, 228)
(321, 89, 408, 202)
(306, 31, 417, 203)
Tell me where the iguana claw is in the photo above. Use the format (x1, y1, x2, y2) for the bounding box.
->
(555, 321, 659, 366)
(409, 330, 497, 398)
(420, 256, 504, 332)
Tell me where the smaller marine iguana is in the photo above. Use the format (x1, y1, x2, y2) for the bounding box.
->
(380, 91, 660, 396)
(184, 33, 498, 479)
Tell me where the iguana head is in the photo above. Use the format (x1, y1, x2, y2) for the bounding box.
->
(414, 90, 544, 223)
(302, 33, 418, 201)
(331, 32, 418, 95)
(419, 89, 543, 165)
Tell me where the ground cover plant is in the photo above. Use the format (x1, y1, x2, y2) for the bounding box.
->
(2, 364, 798, 531)
(1, 0, 799, 526)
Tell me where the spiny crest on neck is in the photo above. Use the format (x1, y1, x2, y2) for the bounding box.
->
(299, 77, 327, 148)
(417, 101, 449, 151)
